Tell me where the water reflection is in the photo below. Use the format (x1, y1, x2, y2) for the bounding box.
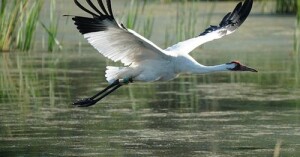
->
(1, 37, 300, 157)
(1, 98, 299, 156)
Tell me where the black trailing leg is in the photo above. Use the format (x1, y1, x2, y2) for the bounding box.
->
(73, 78, 132, 107)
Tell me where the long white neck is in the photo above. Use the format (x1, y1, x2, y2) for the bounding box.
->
(175, 55, 235, 74)
(181, 62, 234, 74)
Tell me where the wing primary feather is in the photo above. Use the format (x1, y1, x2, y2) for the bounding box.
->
(219, 12, 231, 26)
(71, 0, 171, 66)
(86, 0, 104, 16)
(106, 0, 115, 18)
(97, 0, 110, 16)
(73, 16, 107, 34)
(167, 0, 253, 54)
(74, 0, 100, 18)
(238, 0, 253, 24)
(200, 0, 252, 36)
(227, 2, 242, 23)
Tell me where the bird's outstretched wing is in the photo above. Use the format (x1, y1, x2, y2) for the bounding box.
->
(166, 0, 253, 54)
(71, 0, 172, 66)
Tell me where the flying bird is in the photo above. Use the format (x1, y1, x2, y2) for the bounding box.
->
(70, 0, 256, 107)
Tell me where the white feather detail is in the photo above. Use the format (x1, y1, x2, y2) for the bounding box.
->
(84, 27, 174, 66)
(165, 28, 233, 54)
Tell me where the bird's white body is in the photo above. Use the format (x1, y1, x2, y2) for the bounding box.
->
(73, 0, 253, 84)
(71, 0, 256, 107)
(105, 51, 235, 84)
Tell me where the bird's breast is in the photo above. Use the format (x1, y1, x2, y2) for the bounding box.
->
(134, 60, 178, 82)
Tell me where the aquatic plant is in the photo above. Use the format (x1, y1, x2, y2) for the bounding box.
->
(123, 0, 154, 39)
(0, 54, 18, 101)
(0, 0, 44, 52)
(142, 15, 155, 39)
(293, 0, 300, 85)
(17, 0, 44, 51)
(275, 0, 297, 14)
(40, 0, 62, 52)
(163, 0, 198, 47)
(0, 0, 27, 51)
(124, 0, 140, 29)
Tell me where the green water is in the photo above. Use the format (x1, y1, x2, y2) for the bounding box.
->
(1, 1, 300, 157)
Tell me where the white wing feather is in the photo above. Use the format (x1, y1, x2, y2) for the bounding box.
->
(72, 0, 173, 66)
(165, 28, 230, 53)
(166, 0, 253, 54)
(84, 27, 173, 66)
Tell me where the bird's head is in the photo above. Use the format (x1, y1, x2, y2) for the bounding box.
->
(226, 61, 257, 72)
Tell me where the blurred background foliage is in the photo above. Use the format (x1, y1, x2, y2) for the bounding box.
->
(160, 0, 298, 14)
(0, 0, 299, 52)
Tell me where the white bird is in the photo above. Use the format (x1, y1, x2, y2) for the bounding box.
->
(70, 0, 256, 107)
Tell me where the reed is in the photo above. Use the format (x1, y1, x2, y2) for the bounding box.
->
(142, 15, 155, 39)
(273, 140, 282, 157)
(0, 0, 28, 51)
(17, 0, 44, 51)
(0, 54, 18, 102)
(123, 0, 155, 39)
(294, 0, 300, 85)
(162, 0, 199, 47)
(40, 0, 62, 52)
(124, 0, 141, 29)
(275, 0, 297, 14)
(0, 0, 44, 52)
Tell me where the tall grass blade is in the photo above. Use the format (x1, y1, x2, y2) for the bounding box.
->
(18, 0, 44, 51)
(125, 0, 139, 29)
(0, 0, 44, 52)
(143, 15, 154, 39)
(276, 0, 297, 14)
(294, 0, 300, 85)
(0, 0, 28, 51)
(46, 0, 61, 52)
(40, 22, 63, 52)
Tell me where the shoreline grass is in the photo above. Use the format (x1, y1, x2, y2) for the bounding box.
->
(276, 0, 297, 14)
(294, 0, 300, 86)
(0, 0, 44, 52)
(17, 0, 44, 51)
(0, 0, 28, 51)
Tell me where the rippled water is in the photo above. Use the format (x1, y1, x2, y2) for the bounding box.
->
(1, 1, 300, 157)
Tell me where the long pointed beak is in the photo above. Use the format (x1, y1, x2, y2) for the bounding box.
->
(241, 65, 258, 72)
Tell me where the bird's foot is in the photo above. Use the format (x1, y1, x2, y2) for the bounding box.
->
(72, 79, 131, 107)
(72, 98, 97, 107)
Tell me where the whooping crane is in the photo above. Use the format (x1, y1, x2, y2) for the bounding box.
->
(70, 0, 256, 107)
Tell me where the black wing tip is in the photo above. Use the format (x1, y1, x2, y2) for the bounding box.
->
(72, 0, 117, 34)
(199, 0, 253, 36)
(220, 0, 253, 27)
(199, 25, 219, 36)
(72, 16, 108, 34)
(73, 0, 114, 20)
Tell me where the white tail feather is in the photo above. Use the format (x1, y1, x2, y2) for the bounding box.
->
(105, 66, 120, 84)
(106, 66, 133, 84)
